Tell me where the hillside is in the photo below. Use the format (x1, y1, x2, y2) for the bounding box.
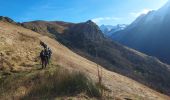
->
(22, 19, 170, 96)
(0, 19, 170, 99)
(21, 20, 74, 38)
(111, 1, 170, 65)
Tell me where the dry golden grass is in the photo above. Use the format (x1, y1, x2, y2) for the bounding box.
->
(0, 21, 169, 100)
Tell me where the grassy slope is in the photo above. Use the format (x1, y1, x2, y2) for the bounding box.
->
(0, 21, 169, 100)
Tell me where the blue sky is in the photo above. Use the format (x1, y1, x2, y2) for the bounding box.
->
(0, 0, 168, 25)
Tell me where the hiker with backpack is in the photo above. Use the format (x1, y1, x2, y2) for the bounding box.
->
(39, 41, 52, 69)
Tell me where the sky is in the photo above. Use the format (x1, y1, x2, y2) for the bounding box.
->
(0, 0, 168, 25)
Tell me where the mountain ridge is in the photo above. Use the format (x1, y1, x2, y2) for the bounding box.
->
(111, 1, 170, 65)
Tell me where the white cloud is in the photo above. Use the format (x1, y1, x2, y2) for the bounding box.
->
(130, 9, 152, 17)
(92, 17, 121, 23)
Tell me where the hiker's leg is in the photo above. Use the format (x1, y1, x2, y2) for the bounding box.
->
(44, 58, 47, 68)
(45, 61, 47, 68)
(48, 55, 52, 64)
(46, 56, 49, 65)
(42, 61, 44, 69)
(42, 59, 45, 69)
(47, 57, 49, 65)
(41, 58, 43, 69)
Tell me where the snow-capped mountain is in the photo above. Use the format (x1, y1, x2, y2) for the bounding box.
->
(100, 24, 128, 37)
(111, 0, 170, 64)
(100, 25, 115, 35)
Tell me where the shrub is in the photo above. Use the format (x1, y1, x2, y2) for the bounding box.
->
(22, 69, 102, 99)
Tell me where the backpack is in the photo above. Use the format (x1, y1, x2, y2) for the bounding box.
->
(48, 48, 52, 55)
(44, 49, 49, 57)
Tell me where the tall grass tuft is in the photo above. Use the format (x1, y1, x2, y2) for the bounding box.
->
(22, 69, 102, 99)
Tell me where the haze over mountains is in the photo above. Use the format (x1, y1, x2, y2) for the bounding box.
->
(110, 1, 170, 65)
(22, 19, 170, 96)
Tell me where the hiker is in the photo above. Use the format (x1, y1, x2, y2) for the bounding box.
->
(47, 47, 52, 64)
(40, 48, 49, 69)
(40, 50, 45, 69)
(40, 49, 47, 69)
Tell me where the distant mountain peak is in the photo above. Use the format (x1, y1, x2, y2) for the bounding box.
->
(86, 20, 93, 23)
(100, 24, 128, 37)
(67, 20, 104, 43)
(85, 20, 97, 26)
